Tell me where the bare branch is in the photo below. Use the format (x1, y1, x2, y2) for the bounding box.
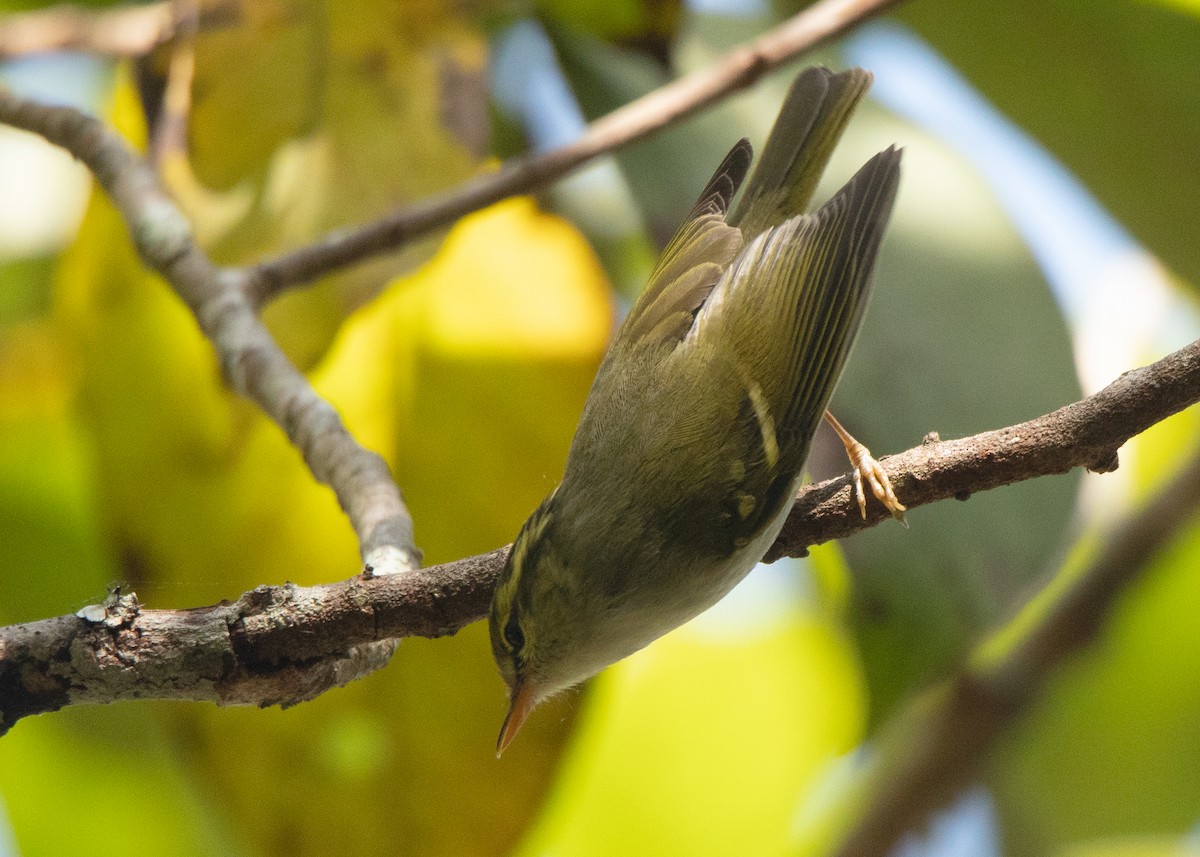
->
(768, 337, 1200, 558)
(0, 88, 418, 575)
(243, 0, 905, 304)
(2, 341, 1198, 734)
(0, 550, 504, 730)
(0, 1, 237, 59)
(831, 420, 1200, 857)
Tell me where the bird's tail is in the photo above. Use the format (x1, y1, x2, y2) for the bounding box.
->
(730, 67, 872, 237)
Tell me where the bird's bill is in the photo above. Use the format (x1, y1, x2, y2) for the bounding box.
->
(496, 678, 537, 758)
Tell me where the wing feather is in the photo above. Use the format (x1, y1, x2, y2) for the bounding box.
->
(693, 146, 902, 469)
(615, 140, 752, 349)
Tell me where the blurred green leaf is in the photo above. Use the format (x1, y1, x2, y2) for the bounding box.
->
(0, 320, 114, 623)
(166, 0, 492, 369)
(1059, 837, 1200, 857)
(537, 0, 681, 42)
(0, 707, 239, 857)
(0, 256, 54, 325)
(899, 0, 1200, 287)
(186, 4, 318, 192)
(989, 427, 1200, 852)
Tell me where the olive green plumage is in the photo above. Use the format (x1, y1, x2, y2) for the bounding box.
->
(489, 66, 902, 753)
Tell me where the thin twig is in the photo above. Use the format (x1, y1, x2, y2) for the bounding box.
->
(2, 340, 1198, 734)
(0, 0, 236, 59)
(147, 1, 200, 166)
(243, 0, 905, 304)
(832, 433, 1200, 857)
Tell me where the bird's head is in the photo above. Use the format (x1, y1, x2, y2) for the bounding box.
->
(488, 496, 587, 756)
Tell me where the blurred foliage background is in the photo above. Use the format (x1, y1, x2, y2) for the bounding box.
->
(1, 0, 1199, 855)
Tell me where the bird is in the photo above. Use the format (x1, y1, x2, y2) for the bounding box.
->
(489, 66, 904, 755)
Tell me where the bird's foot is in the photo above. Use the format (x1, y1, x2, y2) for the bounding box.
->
(823, 410, 907, 526)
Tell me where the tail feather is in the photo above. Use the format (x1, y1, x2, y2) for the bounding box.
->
(730, 67, 872, 236)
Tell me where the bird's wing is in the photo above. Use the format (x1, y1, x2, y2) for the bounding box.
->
(614, 66, 872, 355)
(692, 146, 902, 473)
(613, 140, 751, 350)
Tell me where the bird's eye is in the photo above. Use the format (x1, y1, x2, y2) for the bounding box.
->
(504, 616, 525, 653)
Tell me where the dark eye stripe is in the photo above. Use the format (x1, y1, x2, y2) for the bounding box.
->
(504, 615, 525, 653)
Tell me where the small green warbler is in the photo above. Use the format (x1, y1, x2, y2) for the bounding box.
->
(490, 66, 904, 755)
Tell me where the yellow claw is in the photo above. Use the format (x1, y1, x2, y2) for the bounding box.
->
(823, 410, 908, 526)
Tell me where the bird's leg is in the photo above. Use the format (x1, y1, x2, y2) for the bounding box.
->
(822, 410, 907, 525)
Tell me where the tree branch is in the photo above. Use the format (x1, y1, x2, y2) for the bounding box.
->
(0, 1, 237, 59)
(2, 340, 1198, 734)
(768, 337, 1200, 558)
(242, 0, 905, 304)
(832, 415, 1200, 857)
(0, 88, 419, 576)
